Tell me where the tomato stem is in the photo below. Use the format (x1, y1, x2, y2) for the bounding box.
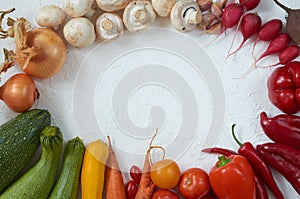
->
(184, 178, 191, 185)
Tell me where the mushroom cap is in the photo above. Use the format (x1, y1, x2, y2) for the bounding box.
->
(96, 0, 130, 12)
(151, 0, 176, 17)
(35, 5, 66, 27)
(170, 0, 202, 32)
(63, 17, 96, 48)
(95, 13, 124, 40)
(63, 0, 94, 17)
(123, 0, 156, 33)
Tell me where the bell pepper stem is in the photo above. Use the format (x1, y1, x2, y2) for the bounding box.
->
(232, 124, 243, 147)
(217, 156, 232, 168)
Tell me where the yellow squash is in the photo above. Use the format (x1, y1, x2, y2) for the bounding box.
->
(81, 139, 109, 199)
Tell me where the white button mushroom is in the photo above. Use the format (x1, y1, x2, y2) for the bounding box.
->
(35, 5, 66, 30)
(63, 0, 95, 18)
(96, 0, 130, 12)
(151, 0, 176, 17)
(123, 0, 156, 33)
(95, 13, 124, 41)
(63, 17, 96, 48)
(170, 0, 202, 32)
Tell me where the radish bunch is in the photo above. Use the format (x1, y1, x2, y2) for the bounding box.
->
(212, 0, 300, 74)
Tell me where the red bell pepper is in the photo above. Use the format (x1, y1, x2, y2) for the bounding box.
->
(209, 155, 256, 199)
(267, 61, 300, 114)
(202, 147, 269, 199)
(260, 111, 300, 150)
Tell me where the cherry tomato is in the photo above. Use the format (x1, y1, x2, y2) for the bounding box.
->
(178, 168, 210, 199)
(125, 180, 138, 199)
(150, 159, 181, 189)
(152, 189, 180, 199)
(130, 165, 142, 184)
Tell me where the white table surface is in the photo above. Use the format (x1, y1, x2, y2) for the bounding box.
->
(0, 0, 299, 198)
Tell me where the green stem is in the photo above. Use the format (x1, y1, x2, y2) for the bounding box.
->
(217, 156, 232, 168)
(231, 124, 243, 147)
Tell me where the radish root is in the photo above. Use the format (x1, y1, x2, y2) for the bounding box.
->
(225, 13, 245, 62)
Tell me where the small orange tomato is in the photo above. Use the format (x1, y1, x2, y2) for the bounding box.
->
(150, 159, 181, 189)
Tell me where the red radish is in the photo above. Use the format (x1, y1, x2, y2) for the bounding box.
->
(125, 180, 138, 199)
(262, 45, 300, 67)
(239, 0, 261, 11)
(221, 3, 244, 30)
(227, 12, 262, 58)
(243, 33, 291, 77)
(255, 33, 291, 64)
(252, 19, 283, 56)
(213, 3, 244, 41)
(256, 19, 283, 41)
(130, 165, 142, 184)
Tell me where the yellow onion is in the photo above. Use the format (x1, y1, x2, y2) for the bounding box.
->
(0, 73, 39, 112)
(14, 19, 66, 79)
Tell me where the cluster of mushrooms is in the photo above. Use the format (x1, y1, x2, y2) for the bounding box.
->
(35, 0, 226, 48)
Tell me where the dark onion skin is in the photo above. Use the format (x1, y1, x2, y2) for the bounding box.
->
(0, 73, 38, 112)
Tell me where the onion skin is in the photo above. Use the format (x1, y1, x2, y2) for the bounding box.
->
(15, 28, 66, 79)
(0, 74, 39, 113)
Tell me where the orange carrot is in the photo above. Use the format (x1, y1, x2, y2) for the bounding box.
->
(105, 136, 126, 199)
(134, 152, 155, 199)
(134, 129, 165, 199)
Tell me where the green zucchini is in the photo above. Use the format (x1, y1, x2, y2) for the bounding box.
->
(0, 109, 51, 193)
(0, 126, 63, 199)
(49, 137, 85, 199)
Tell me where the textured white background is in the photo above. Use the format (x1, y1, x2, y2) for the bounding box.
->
(0, 0, 299, 198)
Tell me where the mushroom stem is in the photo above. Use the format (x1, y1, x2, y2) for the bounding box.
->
(101, 18, 113, 31)
(135, 9, 147, 22)
(84, 7, 96, 18)
(185, 8, 202, 24)
(52, 25, 59, 31)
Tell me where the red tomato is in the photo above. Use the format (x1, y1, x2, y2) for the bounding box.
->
(125, 180, 138, 199)
(130, 165, 142, 184)
(178, 168, 210, 199)
(150, 159, 181, 189)
(152, 189, 180, 199)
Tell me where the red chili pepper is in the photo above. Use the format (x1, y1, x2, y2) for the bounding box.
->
(257, 143, 300, 195)
(209, 155, 256, 199)
(257, 142, 300, 166)
(267, 61, 300, 114)
(202, 147, 269, 199)
(260, 111, 300, 150)
(232, 124, 284, 199)
(201, 147, 238, 156)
